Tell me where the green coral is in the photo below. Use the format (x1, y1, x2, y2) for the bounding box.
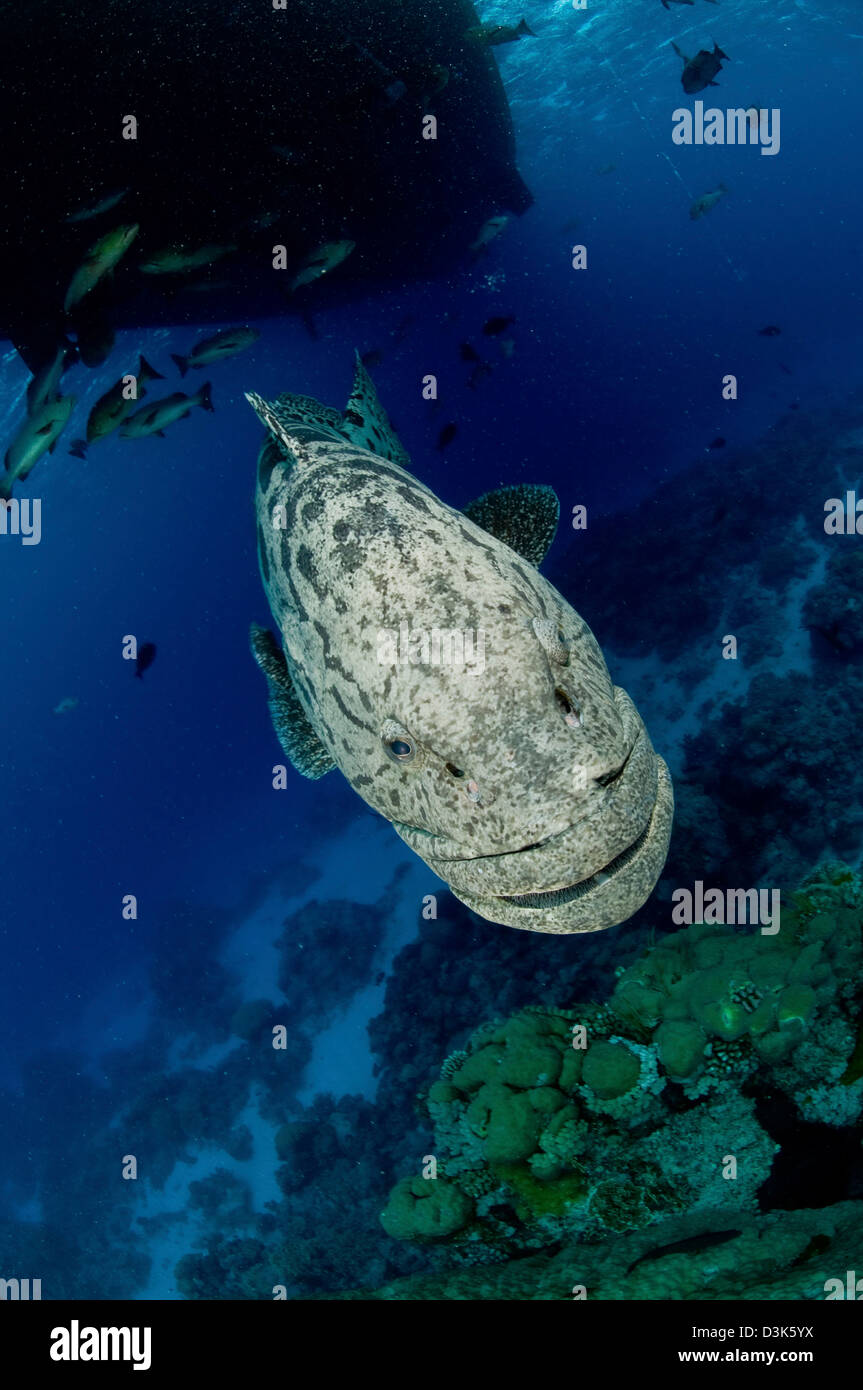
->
(655, 1020, 706, 1080)
(379, 862, 863, 1269)
(380, 1176, 473, 1242)
(582, 1040, 641, 1099)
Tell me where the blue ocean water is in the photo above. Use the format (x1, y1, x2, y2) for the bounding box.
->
(1, 0, 862, 1300)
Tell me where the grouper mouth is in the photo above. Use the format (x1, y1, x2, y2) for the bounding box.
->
(393, 753, 674, 936)
(459, 758, 674, 934)
(498, 814, 654, 911)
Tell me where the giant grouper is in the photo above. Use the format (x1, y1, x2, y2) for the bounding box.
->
(246, 355, 673, 934)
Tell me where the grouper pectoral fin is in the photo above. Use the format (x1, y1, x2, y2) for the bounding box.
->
(341, 350, 411, 469)
(462, 483, 560, 567)
(249, 622, 336, 779)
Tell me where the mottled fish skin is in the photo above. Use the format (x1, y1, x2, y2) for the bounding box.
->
(249, 356, 673, 934)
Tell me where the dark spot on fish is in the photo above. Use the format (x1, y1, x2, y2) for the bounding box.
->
(301, 498, 325, 524)
(394, 483, 431, 516)
(257, 439, 280, 493)
(340, 472, 374, 497)
(334, 540, 364, 574)
(257, 522, 270, 582)
(284, 563, 310, 623)
(313, 619, 366, 693)
(344, 408, 364, 427)
(330, 685, 371, 731)
(458, 523, 495, 556)
(296, 544, 326, 600)
(354, 773, 373, 788)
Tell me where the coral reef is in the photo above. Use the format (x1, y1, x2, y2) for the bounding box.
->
(375, 865, 863, 1287)
(338, 1201, 863, 1300)
(679, 667, 863, 888)
(176, 1092, 430, 1298)
(275, 897, 383, 1025)
(551, 401, 856, 663)
(368, 889, 641, 1135)
(804, 548, 863, 657)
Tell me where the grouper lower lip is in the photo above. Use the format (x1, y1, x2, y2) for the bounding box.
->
(457, 759, 674, 935)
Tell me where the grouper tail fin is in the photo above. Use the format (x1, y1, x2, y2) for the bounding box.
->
(246, 351, 410, 470)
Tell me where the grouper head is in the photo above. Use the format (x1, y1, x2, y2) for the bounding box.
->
(247, 355, 673, 934)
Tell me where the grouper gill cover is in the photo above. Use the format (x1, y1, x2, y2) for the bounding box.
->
(248, 356, 673, 933)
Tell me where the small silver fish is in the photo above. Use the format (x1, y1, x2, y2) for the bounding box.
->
(690, 183, 728, 220)
(470, 214, 509, 252)
(3, 395, 76, 497)
(86, 356, 165, 444)
(64, 224, 139, 313)
(120, 383, 214, 438)
(171, 326, 260, 377)
(139, 243, 237, 275)
(65, 188, 129, 223)
(26, 346, 69, 416)
(289, 240, 356, 294)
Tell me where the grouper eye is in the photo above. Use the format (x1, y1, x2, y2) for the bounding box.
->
(381, 719, 418, 765)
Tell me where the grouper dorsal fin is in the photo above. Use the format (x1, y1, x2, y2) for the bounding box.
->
(462, 483, 560, 567)
(245, 390, 345, 466)
(249, 623, 335, 779)
(342, 350, 411, 468)
(245, 353, 410, 470)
